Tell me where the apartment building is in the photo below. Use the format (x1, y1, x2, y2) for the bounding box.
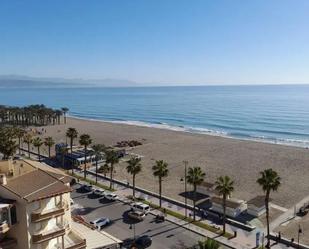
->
(0, 159, 86, 249)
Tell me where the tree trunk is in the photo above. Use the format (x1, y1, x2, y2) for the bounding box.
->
(38, 147, 40, 162)
(110, 164, 113, 189)
(95, 159, 98, 184)
(265, 192, 270, 249)
(159, 178, 162, 208)
(83, 146, 87, 179)
(133, 174, 136, 199)
(223, 194, 226, 234)
(193, 184, 196, 221)
(48, 146, 51, 158)
(70, 138, 73, 153)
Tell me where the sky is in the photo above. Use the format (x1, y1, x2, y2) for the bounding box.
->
(0, 0, 309, 85)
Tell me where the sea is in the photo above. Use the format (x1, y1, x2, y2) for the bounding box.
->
(1, 84, 309, 148)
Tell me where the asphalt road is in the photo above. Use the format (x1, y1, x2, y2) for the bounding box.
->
(71, 184, 205, 249)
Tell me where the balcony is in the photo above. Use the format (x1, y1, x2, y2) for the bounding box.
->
(32, 226, 66, 244)
(0, 221, 10, 234)
(31, 207, 65, 223)
(65, 239, 86, 249)
(31, 201, 67, 222)
(65, 229, 86, 249)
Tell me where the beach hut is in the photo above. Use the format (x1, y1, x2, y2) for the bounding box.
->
(55, 143, 97, 168)
(247, 195, 267, 217)
(196, 182, 216, 196)
(210, 196, 247, 218)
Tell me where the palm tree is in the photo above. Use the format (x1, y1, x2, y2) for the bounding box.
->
(61, 107, 69, 124)
(215, 175, 234, 234)
(44, 136, 55, 158)
(105, 150, 119, 189)
(23, 133, 33, 158)
(92, 144, 105, 184)
(0, 104, 64, 126)
(126, 156, 142, 199)
(186, 166, 205, 221)
(198, 238, 220, 249)
(152, 160, 169, 208)
(32, 137, 43, 162)
(79, 134, 92, 179)
(0, 128, 18, 159)
(66, 127, 78, 153)
(257, 169, 281, 249)
(15, 127, 25, 154)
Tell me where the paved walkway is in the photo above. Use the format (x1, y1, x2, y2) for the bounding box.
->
(19, 147, 291, 249)
(74, 168, 290, 249)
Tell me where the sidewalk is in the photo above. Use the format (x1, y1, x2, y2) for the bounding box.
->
(75, 169, 262, 249)
(21, 148, 290, 249)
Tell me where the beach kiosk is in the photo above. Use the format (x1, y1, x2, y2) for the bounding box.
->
(247, 196, 267, 217)
(210, 196, 247, 218)
(55, 143, 96, 169)
(196, 182, 216, 196)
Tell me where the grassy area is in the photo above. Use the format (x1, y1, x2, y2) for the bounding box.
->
(69, 172, 115, 191)
(128, 196, 233, 239)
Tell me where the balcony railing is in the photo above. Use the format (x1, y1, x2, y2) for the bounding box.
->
(32, 226, 66, 244)
(31, 201, 67, 222)
(0, 221, 10, 234)
(65, 239, 86, 249)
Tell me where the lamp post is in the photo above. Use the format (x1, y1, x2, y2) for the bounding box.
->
(180, 160, 188, 218)
(129, 223, 136, 241)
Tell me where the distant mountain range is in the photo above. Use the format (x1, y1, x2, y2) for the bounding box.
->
(0, 75, 140, 88)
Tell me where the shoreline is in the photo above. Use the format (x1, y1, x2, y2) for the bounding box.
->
(68, 114, 309, 149)
(40, 116, 309, 209)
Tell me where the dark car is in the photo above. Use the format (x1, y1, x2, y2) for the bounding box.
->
(134, 235, 152, 248)
(80, 184, 92, 192)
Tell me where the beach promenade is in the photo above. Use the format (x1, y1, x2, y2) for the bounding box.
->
(74, 166, 291, 249)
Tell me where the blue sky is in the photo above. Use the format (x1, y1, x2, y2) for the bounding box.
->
(0, 0, 309, 85)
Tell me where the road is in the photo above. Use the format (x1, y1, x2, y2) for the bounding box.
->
(71, 183, 205, 249)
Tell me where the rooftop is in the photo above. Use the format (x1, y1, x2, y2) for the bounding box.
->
(247, 195, 267, 208)
(199, 182, 215, 189)
(0, 159, 72, 202)
(211, 196, 244, 209)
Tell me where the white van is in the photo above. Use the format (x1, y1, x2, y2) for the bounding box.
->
(131, 202, 150, 214)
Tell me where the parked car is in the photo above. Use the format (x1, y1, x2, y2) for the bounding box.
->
(80, 184, 92, 192)
(93, 189, 104, 197)
(131, 202, 150, 214)
(90, 217, 111, 227)
(104, 192, 119, 201)
(128, 211, 145, 221)
(201, 209, 208, 218)
(134, 235, 152, 248)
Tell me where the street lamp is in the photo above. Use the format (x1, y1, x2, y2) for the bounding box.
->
(129, 223, 136, 241)
(180, 160, 188, 218)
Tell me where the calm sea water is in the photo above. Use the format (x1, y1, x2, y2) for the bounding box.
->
(1, 85, 309, 147)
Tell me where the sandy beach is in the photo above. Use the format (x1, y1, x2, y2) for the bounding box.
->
(39, 117, 309, 208)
